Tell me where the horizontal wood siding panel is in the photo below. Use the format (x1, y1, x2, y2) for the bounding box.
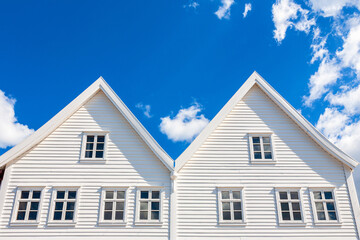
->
(177, 86, 357, 239)
(0, 92, 170, 239)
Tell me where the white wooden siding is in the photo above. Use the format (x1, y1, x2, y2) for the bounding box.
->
(0, 91, 170, 239)
(176, 85, 358, 239)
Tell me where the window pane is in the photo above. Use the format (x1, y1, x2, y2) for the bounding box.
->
(264, 152, 272, 159)
(85, 151, 93, 158)
(233, 191, 241, 199)
(313, 191, 322, 199)
(57, 191, 65, 199)
(233, 202, 241, 210)
(68, 191, 77, 199)
(17, 211, 25, 220)
(28, 211, 37, 220)
(140, 211, 148, 220)
(223, 211, 231, 220)
(97, 136, 105, 142)
(117, 191, 125, 199)
(326, 202, 335, 211)
(290, 192, 299, 199)
(86, 143, 94, 150)
(55, 202, 63, 210)
(328, 211, 337, 220)
(104, 211, 112, 220)
(221, 191, 230, 199)
(53, 211, 62, 220)
(254, 152, 262, 159)
(96, 151, 104, 158)
(293, 212, 302, 220)
(33, 191, 41, 199)
(281, 203, 289, 211)
(324, 191, 333, 199)
(152, 202, 160, 210)
(140, 202, 148, 210)
(222, 202, 230, 210)
(18, 202, 27, 210)
(315, 202, 324, 211)
(30, 202, 39, 210)
(234, 211, 242, 220)
(282, 212, 290, 220)
(115, 211, 123, 220)
(105, 202, 113, 210)
(65, 211, 74, 220)
(152, 191, 160, 199)
(151, 211, 160, 220)
(252, 137, 260, 143)
(317, 211, 326, 220)
(263, 144, 271, 151)
(141, 191, 149, 199)
(116, 202, 124, 210)
(87, 135, 94, 142)
(292, 202, 300, 211)
(279, 192, 287, 200)
(263, 137, 270, 143)
(21, 191, 30, 199)
(96, 143, 104, 150)
(67, 202, 75, 211)
(106, 191, 114, 199)
(253, 144, 261, 151)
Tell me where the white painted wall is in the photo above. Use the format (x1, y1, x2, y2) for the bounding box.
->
(176, 85, 358, 239)
(0, 91, 171, 239)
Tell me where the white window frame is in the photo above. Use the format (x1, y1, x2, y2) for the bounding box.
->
(217, 187, 245, 225)
(275, 188, 306, 225)
(309, 188, 341, 225)
(249, 133, 275, 164)
(10, 187, 44, 226)
(99, 187, 128, 225)
(80, 132, 109, 162)
(48, 187, 79, 226)
(135, 187, 163, 225)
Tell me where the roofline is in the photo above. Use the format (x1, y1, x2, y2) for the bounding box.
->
(0, 77, 174, 171)
(175, 71, 358, 172)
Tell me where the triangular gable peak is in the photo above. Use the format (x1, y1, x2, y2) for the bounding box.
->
(175, 71, 358, 172)
(0, 77, 174, 171)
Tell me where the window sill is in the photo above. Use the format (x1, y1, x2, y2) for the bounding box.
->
(251, 160, 276, 164)
(134, 221, 163, 226)
(218, 221, 246, 226)
(98, 222, 127, 226)
(78, 159, 106, 164)
(314, 221, 342, 226)
(9, 222, 39, 227)
(47, 222, 76, 227)
(279, 222, 306, 227)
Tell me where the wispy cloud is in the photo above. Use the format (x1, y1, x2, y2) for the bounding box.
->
(243, 3, 252, 18)
(0, 90, 34, 148)
(184, 1, 199, 9)
(215, 0, 235, 20)
(136, 103, 153, 118)
(159, 102, 209, 142)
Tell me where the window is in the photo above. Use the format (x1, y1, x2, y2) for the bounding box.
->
(218, 188, 244, 223)
(275, 189, 304, 224)
(100, 188, 127, 224)
(310, 189, 339, 223)
(136, 189, 162, 223)
(80, 132, 108, 160)
(49, 189, 78, 223)
(249, 134, 274, 162)
(11, 188, 42, 224)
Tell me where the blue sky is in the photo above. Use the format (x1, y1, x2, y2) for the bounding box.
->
(1, 1, 360, 194)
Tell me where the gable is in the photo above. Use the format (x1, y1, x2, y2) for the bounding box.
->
(175, 72, 358, 171)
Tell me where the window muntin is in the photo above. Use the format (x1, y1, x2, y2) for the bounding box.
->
(51, 189, 77, 222)
(137, 189, 161, 222)
(81, 132, 108, 160)
(276, 190, 303, 223)
(218, 189, 243, 222)
(12, 189, 42, 223)
(100, 189, 126, 223)
(311, 190, 338, 222)
(250, 135, 273, 161)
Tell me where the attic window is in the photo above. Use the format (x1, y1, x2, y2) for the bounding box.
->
(249, 134, 275, 163)
(80, 132, 108, 161)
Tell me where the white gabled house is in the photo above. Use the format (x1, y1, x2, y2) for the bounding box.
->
(0, 72, 359, 240)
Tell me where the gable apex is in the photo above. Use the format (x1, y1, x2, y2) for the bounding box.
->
(175, 71, 358, 171)
(0, 77, 174, 171)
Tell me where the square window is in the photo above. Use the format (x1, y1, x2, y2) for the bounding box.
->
(141, 191, 149, 199)
(219, 189, 243, 223)
(137, 189, 161, 222)
(21, 191, 30, 199)
(311, 190, 339, 223)
(152, 191, 160, 199)
(13, 189, 43, 223)
(106, 191, 114, 199)
(82, 133, 107, 160)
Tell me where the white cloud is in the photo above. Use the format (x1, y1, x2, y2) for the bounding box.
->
(243, 3, 252, 18)
(215, 0, 235, 20)
(308, 0, 360, 17)
(184, 1, 199, 9)
(310, 28, 328, 63)
(327, 84, 360, 114)
(159, 103, 209, 142)
(136, 103, 152, 118)
(0, 90, 34, 148)
(272, 0, 315, 42)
